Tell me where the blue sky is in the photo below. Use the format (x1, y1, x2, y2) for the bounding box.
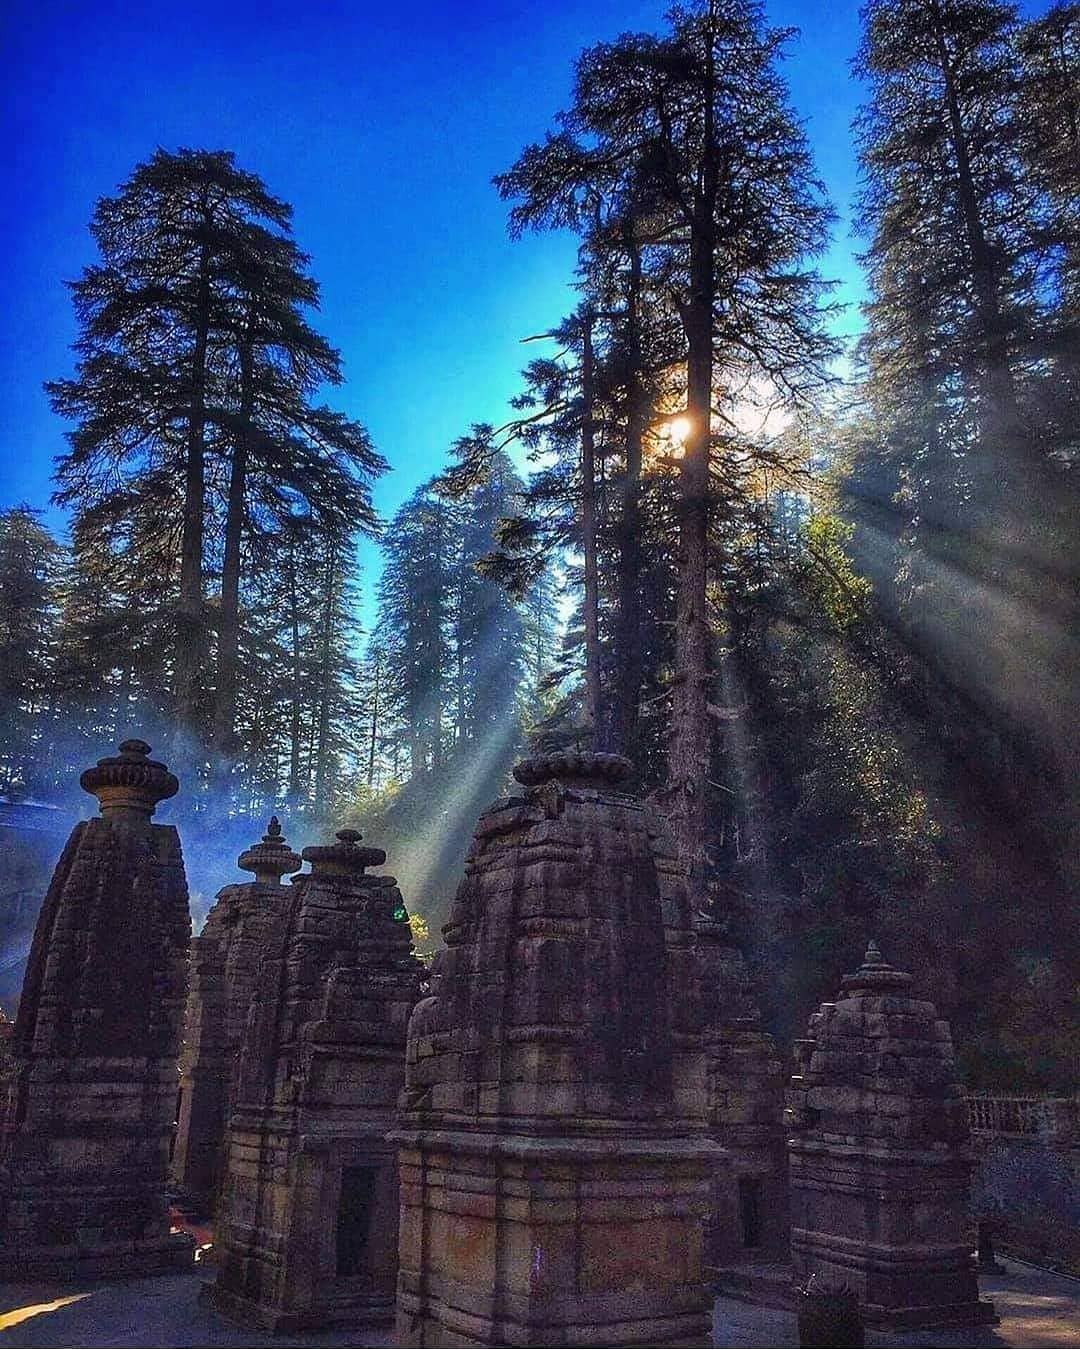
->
(0, 0, 870, 611)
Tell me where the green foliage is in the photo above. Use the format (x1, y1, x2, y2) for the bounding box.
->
(0, 508, 63, 793)
(796, 516, 873, 631)
(42, 148, 382, 816)
(2, 6, 1076, 1091)
(346, 452, 551, 930)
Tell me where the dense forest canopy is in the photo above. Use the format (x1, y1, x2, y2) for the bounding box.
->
(1, 0, 1076, 1089)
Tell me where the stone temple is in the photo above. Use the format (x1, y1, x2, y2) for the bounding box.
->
(210, 828, 424, 1331)
(0, 740, 193, 1279)
(786, 940, 996, 1327)
(396, 751, 720, 1348)
(171, 817, 301, 1214)
(0, 736, 1003, 1340)
(695, 919, 788, 1267)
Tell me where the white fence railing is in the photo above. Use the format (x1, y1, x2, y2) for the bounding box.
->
(966, 1094, 1076, 1144)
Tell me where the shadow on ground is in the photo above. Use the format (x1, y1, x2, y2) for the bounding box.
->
(0, 1256, 1075, 1348)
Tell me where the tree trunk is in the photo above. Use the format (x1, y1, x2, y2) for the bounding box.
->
(456, 551, 468, 748)
(669, 6, 719, 907)
(580, 312, 603, 743)
(930, 3, 1022, 443)
(287, 532, 303, 808)
(214, 335, 254, 758)
(115, 660, 133, 738)
(431, 504, 445, 772)
(534, 587, 545, 686)
(367, 651, 381, 788)
(313, 539, 336, 814)
(175, 226, 212, 740)
(613, 234, 647, 759)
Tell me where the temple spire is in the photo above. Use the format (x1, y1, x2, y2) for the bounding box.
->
(302, 827, 385, 877)
(0, 739, 192, 1277)
(79, 738, 179, 822)
(238, 815, 301, 885)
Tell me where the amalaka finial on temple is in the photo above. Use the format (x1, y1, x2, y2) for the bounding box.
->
(841, 936, 912, 993)
(238, 815, 301, 885)
(302, 826, 385, 876)
(119, 737, 152, 757)
(513, 750, 634, 789)
(79, 738, 179, 821)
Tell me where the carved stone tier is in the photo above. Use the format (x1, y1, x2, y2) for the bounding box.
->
(786, 941, 997, 1328)
(395, 753, 720, 1347)
(512, 750, 634, 788)
(236, 815, 303, 886)
(209, 829, 424, 1332)
(0, 740, 193, 1279)
(78, 737, 179, 820)
(171, 818, 301, 1213)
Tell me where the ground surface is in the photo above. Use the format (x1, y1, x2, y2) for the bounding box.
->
(0, 1257, 1074, 1348)
(713, 1258, 1080, 1349)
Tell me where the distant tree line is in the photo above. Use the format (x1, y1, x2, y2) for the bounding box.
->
(1, 150, 382, 818)
(1, 149, 562, 833)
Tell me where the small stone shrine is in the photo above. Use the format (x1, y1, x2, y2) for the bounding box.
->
(695, 920, 788, 1266)
(171, 817, 301, 1214)
(0, 739, 193, 1279)
(786, 940, 996, 1327)
(210, 828, 424, 1331)
(395, 751, 720, 1348)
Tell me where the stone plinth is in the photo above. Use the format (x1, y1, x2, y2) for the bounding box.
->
(395, 752, 720, 1348)
(209, 829, 424, 1332)
(171, 818, 300, 1214)
(0, 740, 193, 1279)
(786, 941, 996, 1328)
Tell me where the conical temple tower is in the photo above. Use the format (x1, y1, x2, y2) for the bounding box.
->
(787, 941, 996, 1327)
(0, 740, 193, 1278)
(172, 817, 301, 1214)
(395, 751, 721, 1348)
(210, 828, 424, 1331)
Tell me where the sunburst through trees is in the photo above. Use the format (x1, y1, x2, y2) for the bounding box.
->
(1, 0, 1076, 1090)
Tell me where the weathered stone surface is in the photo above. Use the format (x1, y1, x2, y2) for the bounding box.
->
(395, 752, 721, 1347)
(209, 828, 424, 1332)
(171, 817, 301, 1213)
(674, 896, 788, 1269)
(0, 739, 193, 1278)
(786, 941, 996, 1328)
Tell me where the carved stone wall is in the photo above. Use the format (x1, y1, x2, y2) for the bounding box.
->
(649, 822, 789, 1270)
(0, 740, 193, 1278)
(696, 926, 787, 1266)
(209, 829, 423, 1331)
(171, 818, 300, 1213)
(786, 941, 996, 1327)
(395, 752, 720, 1348)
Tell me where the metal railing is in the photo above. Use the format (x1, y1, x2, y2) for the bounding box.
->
(966, 1094, 1076, 1143)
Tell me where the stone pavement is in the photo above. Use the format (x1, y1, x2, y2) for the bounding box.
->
(0, 1256, 1074, 1348)
(713, 1258, 1080, 1349)
(0, 1268, 391, 1348)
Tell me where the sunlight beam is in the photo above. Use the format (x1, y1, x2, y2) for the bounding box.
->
(0, 1292, 93, 1331)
